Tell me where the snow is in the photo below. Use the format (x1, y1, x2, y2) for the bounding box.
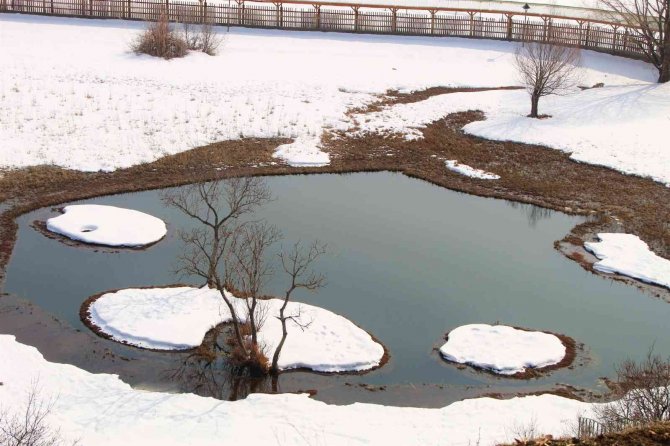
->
(439, 324, 567, 375)
(350, 83, 670, 186)
(88, 286, 385, 372)
(272, 136, 330, 167)
(0, 15, 656, 173)
(584, 233, 670, 290)
(46, 204, 167, 247)
(445, 160, 500, 179)
(0, 334, 598, 446)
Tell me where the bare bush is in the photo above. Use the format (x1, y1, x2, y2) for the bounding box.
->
(0, 385, 73, 446)
(600, 0, 670, 83)
(181, 18, 222, 55)
(514, 41, 580, 118)
(595, 350, 670, 431)
(131, 12, 188, 60)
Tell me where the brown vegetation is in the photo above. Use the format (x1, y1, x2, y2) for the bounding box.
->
(132, 13, 188, 59)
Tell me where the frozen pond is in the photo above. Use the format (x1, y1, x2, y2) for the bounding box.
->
(4, 172, 670, 402)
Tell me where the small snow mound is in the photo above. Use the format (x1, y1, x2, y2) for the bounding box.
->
(439, 324, 566, 376)
(445, 160, 500, 180)
(46, 204, 167, 247)
(87, 286, 385, 372)
(584, 233, 670, 289)
(273, 136, 330, 167)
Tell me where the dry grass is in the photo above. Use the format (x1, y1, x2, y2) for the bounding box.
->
(132, 13, 188, 59)
(501, 421, 670, 446)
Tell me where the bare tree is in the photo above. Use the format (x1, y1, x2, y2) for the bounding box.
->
(0, 385, 74, 446)
(162, 178, 273, 368)
(271, 241, 327, 375)
(228, 221, 282, 374)
(514, 41, 581, 118)
(595, 349, 670, 431)
(600, 0, 670, 83)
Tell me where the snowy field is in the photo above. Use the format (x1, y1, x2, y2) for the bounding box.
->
(88, 286, 386, 372)
(0, 334, 599, 446)
(0, 15, 663, 178)
(439, 324, 566, 375)
(46, 204, 167, 247)
(585, 233, 670, 290)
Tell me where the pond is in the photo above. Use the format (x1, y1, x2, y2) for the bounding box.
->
(4, 172, 670, 405)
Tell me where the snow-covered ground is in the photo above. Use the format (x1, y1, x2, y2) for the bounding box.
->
(585, 233, 670, 290)
(350, 82, 670, 185)
(439, 324, 566, 375)
(88, 286, 385, 372)
(0, 334, 598, 446)
(46, 204, 167, 247)
(0, 15, 659, 173)
(445, 160, 500, 179)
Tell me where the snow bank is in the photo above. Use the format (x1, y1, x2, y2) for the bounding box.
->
(445, 160, 500, 180)
(584, 233, 670, 290)
(0, 334, 595, 446)
(88, 286, 385, 372)
(46, 204, 167, 247)
(0, 15, 654, 172)
(350, 83, 670, 185)
(439, 324, 567, 375)
(272, 136, 330, 167)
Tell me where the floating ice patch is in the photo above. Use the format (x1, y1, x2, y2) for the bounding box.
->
(272, 136, 330, 167)
(46, 204, 167, 247)
(439, 324, 566, 375)
(445, 160, 500, 180)
(584, 233, 670, 290)
(87, 286, 385, 372)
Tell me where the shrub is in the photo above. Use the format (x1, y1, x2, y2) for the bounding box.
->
(595, 350, 670, 431)
(132, 12, 188, 60)
(181, 20, 221, 56)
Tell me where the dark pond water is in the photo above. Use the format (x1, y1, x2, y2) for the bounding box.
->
(4, 172, 670, 400)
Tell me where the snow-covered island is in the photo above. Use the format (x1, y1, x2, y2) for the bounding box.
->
(45, 204, 167, 247)
(84, 286, 386, 373)
(439, 324, 571, 376)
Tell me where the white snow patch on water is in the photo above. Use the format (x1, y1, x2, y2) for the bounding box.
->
(445, 160, 500, 179)
(584, 233, 670, 290)
(0, 334, 596, 446)
(439, 324, 566, 375)
(88, 286, 385, 372)
(46, 204, 167, 247)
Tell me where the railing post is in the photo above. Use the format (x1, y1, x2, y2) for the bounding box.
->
(390, 7, 397, 33)
(313, 4, 320, 29)
(236, 0, 244, 25)
(542, 16, 549, 41)
(127, 0, 131, 19)
(611, 25, 618, 53)
(352, 6, 359, 32)
(274, 2, 280, 28)
(89, 0, 93, 16)
(468, 11, 475, 37)
(622, 27, 628, 52)
(429, 9, 436, 35)
(505, 13, 513, 40)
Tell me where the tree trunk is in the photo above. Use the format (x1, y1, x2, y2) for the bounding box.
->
(530, 92, 540, 118)
(270, 305, 289, 375)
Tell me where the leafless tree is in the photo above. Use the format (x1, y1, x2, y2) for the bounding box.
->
(514, 41, 581, 118)
(162, 178, 272, 369)
(0, 384, 75, 446)
(595, 349, 670, 431)
(271, 241, 327, 375)
(600, 0, 670, 83)
(228, 221, 282, 373)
